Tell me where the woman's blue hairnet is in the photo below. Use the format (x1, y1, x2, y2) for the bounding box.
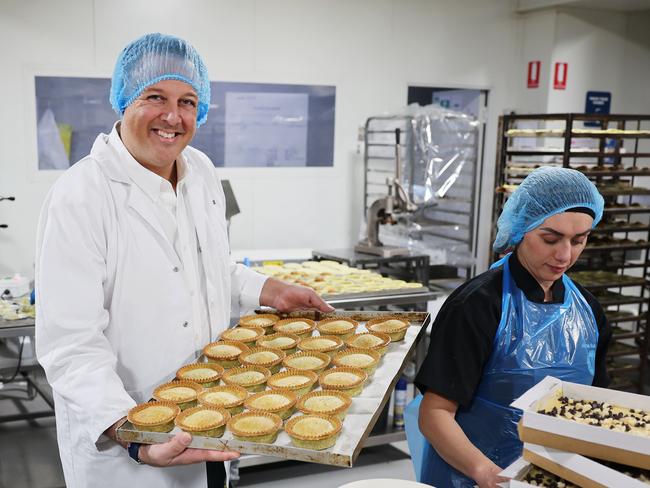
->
(109, 33, 210, 127)
(493, 166, 604, 253)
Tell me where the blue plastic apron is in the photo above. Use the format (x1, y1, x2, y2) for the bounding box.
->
(406, 253, 598, 487)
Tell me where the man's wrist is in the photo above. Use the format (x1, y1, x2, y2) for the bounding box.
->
(127, 442, 143, 464)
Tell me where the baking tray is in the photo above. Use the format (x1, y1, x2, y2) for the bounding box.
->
(117, 310, 430, 467)
(321, 286, 429, 301)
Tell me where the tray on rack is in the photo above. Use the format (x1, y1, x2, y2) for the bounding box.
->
(117, 310, 430, 468)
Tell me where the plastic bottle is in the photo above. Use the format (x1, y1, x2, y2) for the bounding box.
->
(393, 377, 408, 430)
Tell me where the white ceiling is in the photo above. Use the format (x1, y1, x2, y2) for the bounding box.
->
(516, 0, 650, 12)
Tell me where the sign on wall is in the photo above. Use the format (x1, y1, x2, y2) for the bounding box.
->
(553, 62, 568, 90)
(527, 61, 540, 89)
(584, 91, 611, 128)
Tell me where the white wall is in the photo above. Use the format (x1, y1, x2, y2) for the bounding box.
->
(0, 0, 521, 277)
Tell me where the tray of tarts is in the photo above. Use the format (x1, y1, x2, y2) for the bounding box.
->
(117, 310, 430, 467)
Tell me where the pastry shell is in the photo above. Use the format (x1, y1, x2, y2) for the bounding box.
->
(266, 369, 318, 397)
(174, 405, 230, 437)
(285, 414, 342, 450)
(239, 347, 286, 374)
(296, 390, 352, 420)
(332, 348, 381, 376)
(316, 318, 358, 340)
(244, 390, 297, 420)
(227, 411, 283, 443)
(222, 365, 271, 392)
(219, 326, 265, 345)
(255, 332, 300, 355)
(272, 318, 316, 338)
(198, 385, 248, 415)
(152, 381, 203, 410)
(203, 340, 250, 369)
(344, 331, 391, 356)
(239, 313, 280, 333)
(365, 317, 409, 342)
(176, 362, 224, 388)
(282, 351, 331, 373)
(297, 335, 344, 358)
(318, 367, 368, 397)
(127, 401, 180, 433)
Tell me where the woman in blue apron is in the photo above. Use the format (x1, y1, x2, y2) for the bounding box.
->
(406, 167, 611, 487)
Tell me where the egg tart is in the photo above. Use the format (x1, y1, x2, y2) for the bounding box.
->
(175, 405, 230, 437)
(127, 401, 180, 433)
(285, 414, 342, 450)
(296, 390, 352, 420)
(282, 351, 331, 373)
(266, 369, 318, 397)
(319, 367, 368, 397)
(256, 332, 300, 355)
(198, 385, 248, 415)
(333, 348, 380, 376)
(244, 390, 297, 420)
(344, 331, 391, 356)
(222, 365, 271, 393)
(176, 362, 224, 388)
(152, 381, 203, 410)
(227, 411, 283, 443)
(239, 314, 280, 334)
(203, 340, 250, 369)
(297, 335, 344, 358)
(272, 318, 316, 338)
(316, 318, 358, 340)
(239, 347, 286, 374)
(220, 326, 265, 345)
(365, 317, 409, 342)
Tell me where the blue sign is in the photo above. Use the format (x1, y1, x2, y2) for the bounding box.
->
(584, 91, 611, 127)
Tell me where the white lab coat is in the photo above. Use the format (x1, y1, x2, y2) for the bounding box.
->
(35, 126, 267, 488)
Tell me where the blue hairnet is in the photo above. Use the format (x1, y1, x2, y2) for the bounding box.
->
(110, 33, 210, 127)
(493, 166, 604, 253)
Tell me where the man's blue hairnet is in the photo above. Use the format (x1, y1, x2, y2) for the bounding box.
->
(110, 33, 210, 127)
(493, 166, 604, 253)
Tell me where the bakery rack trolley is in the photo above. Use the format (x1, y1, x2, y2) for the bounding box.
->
(492, 113, 650, 394)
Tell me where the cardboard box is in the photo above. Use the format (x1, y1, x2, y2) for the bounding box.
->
(500, 457, 574, 488)
(511, 376, 650, 469)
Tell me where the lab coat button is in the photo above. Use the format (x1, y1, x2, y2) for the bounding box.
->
(182, 321, 189, 328)
(173, 266, 179, 272)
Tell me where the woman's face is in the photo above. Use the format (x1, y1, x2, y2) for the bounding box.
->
(517, 211, 594, 288)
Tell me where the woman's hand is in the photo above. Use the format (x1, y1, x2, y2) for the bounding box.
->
(259, 278, 334, 313)
(139, 432, 240, 466)
(471, 460, 508, 488)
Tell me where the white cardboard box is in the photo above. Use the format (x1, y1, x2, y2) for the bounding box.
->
(500, 457, 553, 488)
(510, 376, 650, 469)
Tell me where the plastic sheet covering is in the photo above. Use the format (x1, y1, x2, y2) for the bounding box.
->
(363, 104, 479, 267)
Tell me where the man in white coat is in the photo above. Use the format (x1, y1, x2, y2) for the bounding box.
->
(35, 33, 332, 488)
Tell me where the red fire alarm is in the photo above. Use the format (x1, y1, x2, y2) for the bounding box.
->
(527, 61, 540, 88)
(553, 62, 568, 90)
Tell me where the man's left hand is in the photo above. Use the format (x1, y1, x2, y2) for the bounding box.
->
(259, 278, 334, 313)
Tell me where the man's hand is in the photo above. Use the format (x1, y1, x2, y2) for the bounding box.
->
(259, 278, 334, 313)
(139, 432, 240, 467)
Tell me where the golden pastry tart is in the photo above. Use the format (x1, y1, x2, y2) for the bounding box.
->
(239, 313, 280, 333)
(282, 351, 331, 373)
(222, 365, 271, 392)
(256, 332, 300, 355)
(244, 390, 297, 420)
(266, 369, 318, 397)
(227, 411, 283, 443)
(176, 362, 224, 388)
(272, 318, 316, 338)
(127, 401, 180, 432)
(333, 348, 380, 376)
(152, 381, 203, 410)
(285, 414, 342, 450)
(297, 335, 344, 358)
(366, 317, 409, 342)
(203, 340, 250, 369)
(220, 326, 265, 345)
(316, 318, 358, 339)
(198, 385, 248, 415)
(319, 367, 368, 397)
(296, 390, 352, 420)
(239, 347, 286, 374)
(175, 405, 230, 437)
(344, 331, 391, 355)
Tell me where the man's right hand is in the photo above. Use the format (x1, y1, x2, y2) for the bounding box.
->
(139, 432, 240, 466)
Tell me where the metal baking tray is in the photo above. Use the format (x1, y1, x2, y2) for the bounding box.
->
(321, 286, 429, 301)
(117, 310, 430, 467)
